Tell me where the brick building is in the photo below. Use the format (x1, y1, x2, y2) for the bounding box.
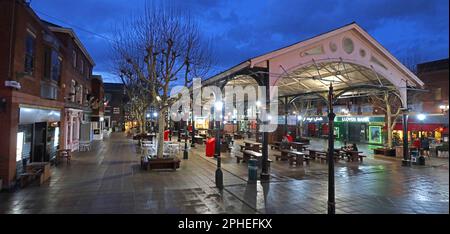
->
(393, 58, 449, 141)
(0, 0, 100, 189)
(43, 20, 96, 152)
(103, 82, 127, 132)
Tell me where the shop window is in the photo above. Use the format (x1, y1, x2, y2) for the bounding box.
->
(24, 29, 36, 74)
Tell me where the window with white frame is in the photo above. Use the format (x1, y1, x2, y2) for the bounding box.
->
(77, 85, 83, 104)
(70, 80, 76, 102)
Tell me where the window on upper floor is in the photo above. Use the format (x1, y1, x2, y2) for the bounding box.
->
(77, 85, 83, 104)
(80, 59, 84, 74)
(70, 80, 76, 102)
(43, 48, 51, 80)
(51, 53, 62, 83)
(44, 48, 62, 83)
(86, 66, 91, 80)
(72, 50, 77, 68)
(24, 29, 36, 74)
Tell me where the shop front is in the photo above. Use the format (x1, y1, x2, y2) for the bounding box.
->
(17, 106, 61, 174)
(64, 108, 83, 152)
(393, 114, 449, 143)
(334, 116, 385, 145)
(91, 116, 104, 140)
(300, 116, 328, 137)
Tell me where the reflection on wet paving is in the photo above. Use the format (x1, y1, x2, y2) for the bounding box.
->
(0, 133, 448, 214)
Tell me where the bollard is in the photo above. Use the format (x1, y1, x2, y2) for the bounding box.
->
(248, 159, 258, 181)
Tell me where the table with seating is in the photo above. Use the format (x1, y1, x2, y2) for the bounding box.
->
(279, 149, 308, 166)
(243, 140, 262, 152)
(336, 148, 366, 162)
(56, 149, 72, 165)
(193, 135, 205, 144)
(289, 142, 308, 152)
(19, 162, 51, 187)
(307, 149, 340, 163)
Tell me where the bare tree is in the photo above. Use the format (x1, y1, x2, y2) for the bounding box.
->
(292, 99, 315, 137)
(111, 3, 211, 158)
(368, 90, 403, 148)
(118, 68, 151, 134)
(400, 48, 424, 75)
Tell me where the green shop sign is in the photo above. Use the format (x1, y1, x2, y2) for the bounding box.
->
(335, 116, 384, 123)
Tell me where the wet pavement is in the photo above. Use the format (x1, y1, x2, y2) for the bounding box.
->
(0, 133, 448, 214)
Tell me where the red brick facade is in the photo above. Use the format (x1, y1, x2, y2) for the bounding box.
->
(0, 0, 99, 189)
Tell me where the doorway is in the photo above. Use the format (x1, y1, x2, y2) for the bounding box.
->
(32, 122, 47, 162)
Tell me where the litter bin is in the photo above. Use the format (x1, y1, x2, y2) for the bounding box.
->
(418, 155, 425, 165)
(248, 159, 258, 181)
(164, 130, 170, 141)
(410, 150, 419, 165)
(205, 138, 216, 157)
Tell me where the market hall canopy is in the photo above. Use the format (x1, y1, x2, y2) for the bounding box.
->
(201, 22, 424, 108)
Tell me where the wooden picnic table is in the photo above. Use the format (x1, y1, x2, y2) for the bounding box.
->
(244, 140, 262, 152)
(241, 150, 262, 163)
(56, 149, 72, 165)
(280, 149, 307, 166)
(289, 142, 308, 151)
(193, 135, 205, 144)
(308, 149, 340, 163)
(338, 149, 365, 162)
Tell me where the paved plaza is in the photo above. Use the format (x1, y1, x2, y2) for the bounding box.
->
(0, 133, 448, 214)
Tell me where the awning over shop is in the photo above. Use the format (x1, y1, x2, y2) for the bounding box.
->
(393, 123, 446, 132)
(19, 106, 61, 124)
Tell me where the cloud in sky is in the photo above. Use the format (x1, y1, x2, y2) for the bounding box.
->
(31, 0, 449, 83)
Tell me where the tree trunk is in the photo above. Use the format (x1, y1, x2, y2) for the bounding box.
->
(156, 108, 166, 158)
(385, 93, 393, 149)
(299, 121, 304, 138)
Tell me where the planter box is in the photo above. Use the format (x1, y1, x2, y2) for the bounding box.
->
(142, 157, 180, 171)
(374, 148, 396, 157)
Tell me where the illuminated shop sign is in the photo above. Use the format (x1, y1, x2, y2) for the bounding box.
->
(340, 116, 370, 122)
(335, 116, 384, 123)
(304, 117, 324, 122)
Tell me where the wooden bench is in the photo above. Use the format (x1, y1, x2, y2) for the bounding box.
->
(243, 150, 262, 163)
(145, 158, 180, 171)
(358, 155, 367, 162)
(271, 142, 281, 150)
(236, 155, 244, 163)
(19, 168, 43, 188)
(289, 155, 310, 166)
(317, 155, 327, 163)
(274, 154, 282, 161)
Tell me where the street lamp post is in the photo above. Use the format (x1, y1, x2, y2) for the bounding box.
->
(183, 111, 189, 160)
(401, 108, 410, 166)
(327, 82, 336, 214)
(417, 113, 426, 161)
(214, 101, 223, 189)
(256, 101, 261, 142)
(178, 118, 182, 142)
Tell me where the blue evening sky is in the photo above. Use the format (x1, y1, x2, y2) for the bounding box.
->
(30, 0, 449, 83)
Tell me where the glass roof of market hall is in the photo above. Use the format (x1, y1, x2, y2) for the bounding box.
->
(200, 22, 424, 106)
